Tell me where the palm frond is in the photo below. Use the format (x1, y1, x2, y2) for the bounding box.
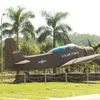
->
(55, 12, 69, 23)
(55, 32, 71, 44)
(0, 22, 12, 29)
(55, 24, 72, 33)
(7, 7, 16, 21)
(37, 30, 52, 43)
(23, 32, 30, 41)
(15, 6, 25, 22)
(41, 10, 52, 21)
(54, 24, 71, 44)
(36, 26, 52, 35)
(2, 29, 14, 36)
(36, 26, 52, 43)
(21, 21, 35, 38)
(20, 11, 35, 23)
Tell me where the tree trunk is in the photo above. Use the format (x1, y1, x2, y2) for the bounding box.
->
(53, 30, 56, 73)
(17, 33, 19, 47)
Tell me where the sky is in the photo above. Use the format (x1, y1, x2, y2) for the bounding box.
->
(0, 0, 100, 36)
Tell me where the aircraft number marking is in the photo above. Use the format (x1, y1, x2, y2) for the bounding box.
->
(62, 51, 79, 58)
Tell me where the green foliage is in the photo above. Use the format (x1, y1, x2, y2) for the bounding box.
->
(20, 42, 40, 55)
(40, 42, 60, 53)
(32, 44, 40, 54)
(36, 11, 71, 48)
(1, 6, 35, 45)
(40, 42, 53, 53)
(70, 33, 100, 46)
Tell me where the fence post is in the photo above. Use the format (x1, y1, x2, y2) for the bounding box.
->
(0, 72, 4, 83)
(24, 73, 26, 84)
(65, 72, 67, 84)
(45, 73, 47, 84)
(86, 71, 89, 84)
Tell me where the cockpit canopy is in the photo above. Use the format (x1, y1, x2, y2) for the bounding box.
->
(48, 44, 82, 53)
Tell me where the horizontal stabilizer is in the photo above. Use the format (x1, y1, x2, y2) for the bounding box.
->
(62, 54, 100, 66)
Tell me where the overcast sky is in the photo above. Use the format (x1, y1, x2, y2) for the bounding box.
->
(0, 0, 100, 36)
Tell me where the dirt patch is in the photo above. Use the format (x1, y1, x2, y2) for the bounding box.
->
(48, 94, 100, 100)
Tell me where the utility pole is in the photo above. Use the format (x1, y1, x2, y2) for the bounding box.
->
(0, 13, 5, 73)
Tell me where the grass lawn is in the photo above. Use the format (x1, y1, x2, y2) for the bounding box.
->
(0, 82, 100, 100)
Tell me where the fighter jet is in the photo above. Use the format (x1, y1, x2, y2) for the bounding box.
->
(4, 38, 100, 71)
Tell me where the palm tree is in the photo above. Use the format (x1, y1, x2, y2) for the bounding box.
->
(1, 6, 35, 46)
(36, 11, 72, 73)
(37, 11, 71, 48)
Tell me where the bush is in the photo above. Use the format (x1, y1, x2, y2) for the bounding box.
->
(20, 42, 40, 55)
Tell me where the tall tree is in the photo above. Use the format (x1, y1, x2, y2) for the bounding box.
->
(36, 11, 71, 47)
(36, 11, 71, 73)
(1, 6, 35, 45)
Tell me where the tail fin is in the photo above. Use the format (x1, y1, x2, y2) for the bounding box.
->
(87, 38, 100, 52)
(87, 38, 92, 47)
(4, 38, 24, 70)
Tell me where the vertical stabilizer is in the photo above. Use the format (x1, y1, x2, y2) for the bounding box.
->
(4, 38, 24, 70)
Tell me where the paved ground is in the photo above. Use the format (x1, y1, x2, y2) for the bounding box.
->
(49, 94, 100, 100)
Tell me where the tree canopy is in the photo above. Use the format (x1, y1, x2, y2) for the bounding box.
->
(1, 6, 35, 45)
(36, 11, 72, 48)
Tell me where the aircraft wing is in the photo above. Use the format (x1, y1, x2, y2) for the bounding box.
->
(62, 54, 100, 66)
